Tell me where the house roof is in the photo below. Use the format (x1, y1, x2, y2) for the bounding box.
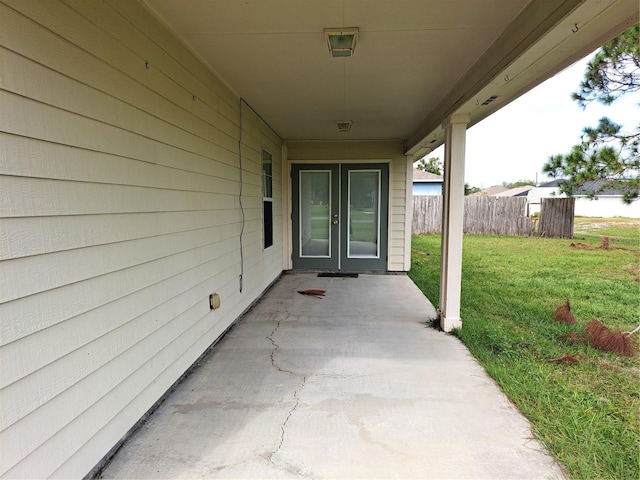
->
(539, 179, 564, 188)
(539, 179, 630, 196)
(413, 169, 443, 183)
(472, 185, 508, 196)
(142, 0, 638, 155)
(574, 180, 631, 196)
(494, 185, 535, 197)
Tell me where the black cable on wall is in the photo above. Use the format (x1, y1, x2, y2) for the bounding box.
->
(238, 98, 246, 293)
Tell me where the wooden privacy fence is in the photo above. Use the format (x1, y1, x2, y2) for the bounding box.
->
(537, 197, 575, 238)
(412, 196, 574, 238)
(412, 196, 444, 235)
(464, 196, 535, 236)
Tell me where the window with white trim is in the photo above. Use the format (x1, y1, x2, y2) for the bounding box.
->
(262, 149, 273, 249)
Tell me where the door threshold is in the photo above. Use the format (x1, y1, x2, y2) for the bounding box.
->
(317, 272, 359, 278)
(285, 269, 402, 276)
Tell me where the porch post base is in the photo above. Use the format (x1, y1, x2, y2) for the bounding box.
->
(440, 315, 462, 332)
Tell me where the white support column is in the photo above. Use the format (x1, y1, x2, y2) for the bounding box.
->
(281, 142, 292, 270)
(439, 114, 469, 331)
(404, 154, 415, 271)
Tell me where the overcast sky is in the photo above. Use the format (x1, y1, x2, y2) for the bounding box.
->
(422, 53, 640, 189)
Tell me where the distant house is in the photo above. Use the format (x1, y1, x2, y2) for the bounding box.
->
(471, 185, 533, 197)
(471, 185, 535, 216)
(472, 185, 508, 196)
(526, 180, 564, 215)
(412, 169, 443, 195)
(528, 180, 639, 218)
(493, 185, 534, 197)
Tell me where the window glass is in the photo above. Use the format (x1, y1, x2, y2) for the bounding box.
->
(262, 150, 273, 249)
(348, 170, 380, 258)
(299, 171, 330, 257)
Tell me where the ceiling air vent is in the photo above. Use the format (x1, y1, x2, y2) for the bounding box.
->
(336, 120, 352, 133)
(481, 95, 499, 105)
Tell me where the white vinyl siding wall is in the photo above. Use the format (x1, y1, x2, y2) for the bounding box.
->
(0, 0, 282, 478)
(285, 141, 410, 271)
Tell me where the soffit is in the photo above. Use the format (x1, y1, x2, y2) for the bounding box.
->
(142, 0, 638, 151)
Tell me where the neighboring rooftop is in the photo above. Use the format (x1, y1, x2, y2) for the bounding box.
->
(538, 179, 564, 188)
(494, 185, 535, 197)
(472, 185, 508, 196)
(413, 169, 443, 183)
(539, 179, 633, 196)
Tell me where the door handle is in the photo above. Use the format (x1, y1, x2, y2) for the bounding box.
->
(332, 219, 339, 225)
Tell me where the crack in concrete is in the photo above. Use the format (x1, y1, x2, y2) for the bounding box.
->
(267, 320, 297, 375)
(269, 375, 307, 469)
(266, 300, 313, 478)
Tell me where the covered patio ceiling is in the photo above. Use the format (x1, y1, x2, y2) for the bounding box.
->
(143, 0, 638, 156)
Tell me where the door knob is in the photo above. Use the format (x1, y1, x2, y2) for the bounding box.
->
(332, 219, 339, 225)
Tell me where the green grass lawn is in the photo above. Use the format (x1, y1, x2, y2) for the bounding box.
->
(409, 221, 640, 480)
(573, 216, 639, 247)
(308, 206, 378, 242)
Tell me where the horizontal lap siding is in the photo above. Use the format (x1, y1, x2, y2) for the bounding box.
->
(389, 157, 408, 271)
(0, 0, 282, 478)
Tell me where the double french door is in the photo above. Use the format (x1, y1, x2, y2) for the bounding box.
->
(292, 163, 388, 271)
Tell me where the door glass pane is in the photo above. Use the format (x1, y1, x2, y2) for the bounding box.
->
(300, 171, 331, 257)
(348, 170, 380, 258)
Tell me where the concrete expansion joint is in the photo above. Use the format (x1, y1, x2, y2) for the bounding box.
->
(316, 372, 371, 379)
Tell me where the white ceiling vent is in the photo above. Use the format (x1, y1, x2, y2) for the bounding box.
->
(481, 95, 499, 105)
(336, 120, 352, 133)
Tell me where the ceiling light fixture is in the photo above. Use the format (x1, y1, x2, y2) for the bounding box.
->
(325, 28, 359, 57)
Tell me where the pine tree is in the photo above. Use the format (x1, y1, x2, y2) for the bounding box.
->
(543, 25, 639, 204)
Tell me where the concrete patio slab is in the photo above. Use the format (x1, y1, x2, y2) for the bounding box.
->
(99, 273, 565, 479)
